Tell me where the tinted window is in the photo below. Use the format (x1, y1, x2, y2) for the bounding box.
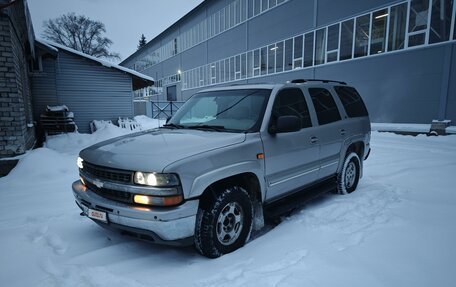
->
(309, 88, 341, 125)
(334, 86, 369, 118)
(272, 88, 312, 129)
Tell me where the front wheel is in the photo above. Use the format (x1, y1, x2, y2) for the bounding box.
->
(194, 186, 253, 258)
(337, 152, 361, 195)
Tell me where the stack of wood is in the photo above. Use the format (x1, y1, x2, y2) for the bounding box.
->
(40, 105, 78, 136)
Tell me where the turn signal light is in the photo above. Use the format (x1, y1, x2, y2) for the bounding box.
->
(133, 195, 183, 206)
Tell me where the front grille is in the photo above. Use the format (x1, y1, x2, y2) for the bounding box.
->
(82, 161, 132, 183)
(85, 180, 133, 204)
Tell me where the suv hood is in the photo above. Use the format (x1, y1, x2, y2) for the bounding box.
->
(80, 129, 246, 172)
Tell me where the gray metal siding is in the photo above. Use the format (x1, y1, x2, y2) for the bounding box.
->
(447, 44, 456, 122)
(123, 0, 456, 124)
(31, 57, 58, 121)
(312, 45, 447, 123)
(55, 51, 133, 133)
(247, 0, 314, 49)
(32, 51, 134, 134)
(208, 24, 246, 62)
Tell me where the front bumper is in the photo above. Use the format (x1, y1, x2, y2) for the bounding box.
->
(72, 180, 198, 245)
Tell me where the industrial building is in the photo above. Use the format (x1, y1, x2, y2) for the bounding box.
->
(121, 0, 456, 124)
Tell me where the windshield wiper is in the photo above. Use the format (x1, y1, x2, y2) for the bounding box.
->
(186, 124, 227, 132)
(162, 123, 185, 129)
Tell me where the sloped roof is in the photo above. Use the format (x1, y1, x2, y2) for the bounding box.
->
(35, 39, 154, 90)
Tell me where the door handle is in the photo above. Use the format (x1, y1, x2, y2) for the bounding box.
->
(340, 129, 346, 136)
(310, 136, 318, 144)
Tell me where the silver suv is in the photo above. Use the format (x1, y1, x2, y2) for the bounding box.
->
(73, 79, 371, 258)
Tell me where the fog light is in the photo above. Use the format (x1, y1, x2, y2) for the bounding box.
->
(133, 194, 183, 206)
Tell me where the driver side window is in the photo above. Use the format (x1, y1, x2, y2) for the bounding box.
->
(271, 88, 312, 129)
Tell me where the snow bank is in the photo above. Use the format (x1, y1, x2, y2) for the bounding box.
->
(133, 115, 165, 130)
(45, 116, 164, 155)
(1, 131, 456, 287)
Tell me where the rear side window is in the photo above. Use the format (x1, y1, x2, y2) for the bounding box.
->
(272, 88, 312, 129)
(334, 86, 369, 118)
(309, 88, 341, 125)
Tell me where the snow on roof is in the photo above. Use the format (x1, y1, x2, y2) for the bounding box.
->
(36, 38, 154, 84)
(35, 39, 58, 53)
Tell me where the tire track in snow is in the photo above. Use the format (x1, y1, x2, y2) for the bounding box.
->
(294, 178, 404, 251)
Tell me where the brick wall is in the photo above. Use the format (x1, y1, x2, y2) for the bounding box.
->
(0, 0, 35, 157)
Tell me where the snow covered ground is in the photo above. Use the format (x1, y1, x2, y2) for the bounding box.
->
(1, 123, 455, 287)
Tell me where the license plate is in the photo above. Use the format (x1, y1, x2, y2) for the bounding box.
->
(88, 209, 108, 223)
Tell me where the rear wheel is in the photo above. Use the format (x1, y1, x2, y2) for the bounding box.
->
(337, 152, 361, 195)
(194, 185, 253, 258)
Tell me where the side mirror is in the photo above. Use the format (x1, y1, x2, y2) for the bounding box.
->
(270, 115, 301, 134)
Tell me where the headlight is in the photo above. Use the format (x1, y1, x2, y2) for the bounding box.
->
(134, 172, 180, 187)
(77, 157, 84, 169)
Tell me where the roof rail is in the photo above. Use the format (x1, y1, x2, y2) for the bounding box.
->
(289, 79, 347, 85)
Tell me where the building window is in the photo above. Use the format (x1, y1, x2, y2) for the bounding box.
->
(370, 9, 388, 54)
(231, 1, 236, 26)
(388, 3, 407, 51)
(247, 50, 253, 77)
(211, 64, 216, 84)
(253, 49, 260, 76)
(230, 57, 235, 81)
(354, 14, 371, 58)
(235, 0, 241, 25)
(275, 41, 284, 73)
(304, 32, 314, 67)
(248, 0, 254, 18)
(220, 60, 225, 83)
(241, 53, 247, 78)
(429, 0, 454, 43)
(293, 35, 303, 69)
(340, 19, 354, 61)
(260, 47, 267, 75)
(225, 59, 230, 81)
(408, 0, 430, 47)
(262, 0, 268, 12)
(315, 28, 326, 65)
(269, 0, 277, 9)
(241, 0, 247, 22)
(200, 66, 205, 87)
(220, 11, 225, 33)
(254, 0, 261, 16)
(268, 44, 276, 74)
(309, 88, 342, 125)
(327, 23, 340, 62)
(284, 38, 293, 70)
(235, 55, 242, 79)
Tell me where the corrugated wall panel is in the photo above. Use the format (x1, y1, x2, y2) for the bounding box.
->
(31, 57, 58, 121)
(55, 52, 133, 133)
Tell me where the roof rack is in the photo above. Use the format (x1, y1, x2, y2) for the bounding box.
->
(289, 79, 347, 85)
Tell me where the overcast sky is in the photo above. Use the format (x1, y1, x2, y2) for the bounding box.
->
(28, 0, 204, 63)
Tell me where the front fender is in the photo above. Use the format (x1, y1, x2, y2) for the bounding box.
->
(188, 160, 266, 200)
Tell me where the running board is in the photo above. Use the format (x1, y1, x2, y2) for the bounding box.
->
(263, 176, 336, 219)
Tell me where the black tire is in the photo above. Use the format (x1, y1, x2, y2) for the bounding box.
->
(194, 186, 253, 258)
(337, 152, 361, 195)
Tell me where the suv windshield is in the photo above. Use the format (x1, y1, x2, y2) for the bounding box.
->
(167, 89, 271, 132)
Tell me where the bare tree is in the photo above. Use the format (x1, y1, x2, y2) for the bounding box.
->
(42, 13, 120, 60)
